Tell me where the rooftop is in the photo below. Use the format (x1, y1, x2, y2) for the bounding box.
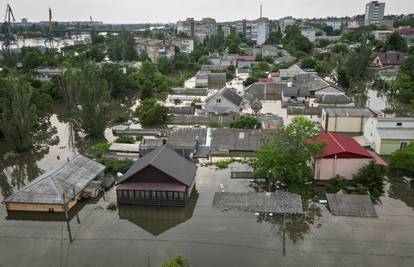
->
(118, 145, 197, 187)
(4, 155, 105, 205)
(324, 107, 377, 117)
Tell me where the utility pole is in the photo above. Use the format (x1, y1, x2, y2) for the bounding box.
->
(62, 192, 73, 243)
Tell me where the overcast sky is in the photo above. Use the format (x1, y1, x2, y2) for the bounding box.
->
(6, 0, 413, 23)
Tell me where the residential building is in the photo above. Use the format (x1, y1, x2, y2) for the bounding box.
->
(222, 25, 231, 37)
(377, 66, 400, 83)
(364, 1, 385, 26)
(364, 117, 414, 155)
(371, 30, 392, 42)
(210, 128, 276, 156)
(4, 155, 105, 213)
(321, 107, 378, 133)
(195, 70, 226, 89)
(140, 138, 197, 159)
(134, 37, 175, 62)
(177, 18, 217, 41)
(301, 28, 316, 42)
(373, 52, 406, 67)
(257, 17, 269, 45)
(326, 21, 342, 31)
(244, 45, 279, 58)
(245, 82, 281, 101)
(395, 27, 414, 43)
(312, 132, 387, 180)
(258, 115, 284, 129)
(116, 145, 197, 206)
(171, 38, 194, 54)
(35, 67, 65, 81)
(236, 19, 258, 41)
(204, 87, 245, 114)
(279, 16, 296, 32)
(281, 87, 310, 104)
(315, 94, 354, 108)
(236, 55, 256, 69)
(195, 71, 209, 87)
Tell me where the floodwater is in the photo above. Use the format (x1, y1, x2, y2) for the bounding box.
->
(1, 98, 414, 266)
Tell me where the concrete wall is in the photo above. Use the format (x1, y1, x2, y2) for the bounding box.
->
(314, 158, 372, 180)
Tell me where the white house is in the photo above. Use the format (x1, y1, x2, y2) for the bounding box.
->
(204, 87, 245, 114)
(364, 117, 414, 155)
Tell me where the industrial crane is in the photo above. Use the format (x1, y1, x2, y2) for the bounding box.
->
(2, 4, 18, 49)
(44, 7, 59, 49)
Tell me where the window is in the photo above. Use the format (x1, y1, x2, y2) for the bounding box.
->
(162, 191, 167, 199)
(397, 122, 403, 127)
(167, 191, 173, 199)
(179, 192, 185, 200)
(216, 98, 221, 103)
(129, 190, 134, 199)
(400, 141, 408, 149)
(151, 191, 156, 199)
(173, 192, 179, 200)
(139, 191, 145, 199)
(145, 191, 150, 199)
(121, 190, 129, 198)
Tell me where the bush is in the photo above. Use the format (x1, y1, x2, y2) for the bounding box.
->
(210, 158, 246, 169)
(135, 135, 143, 141)
(162, 255, 186, 267)
(115, 135, 135, 144)
(326, 175, 346, 193)
(107, 202, 117, 211)
(208, 119, 221, 128)
(87, 143, 110, 159)
(98, 158, 134, 174)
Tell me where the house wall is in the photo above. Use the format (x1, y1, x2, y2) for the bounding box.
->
(6, 199, 77, 213)
(205, 93, 240, 114)
(380, 139, 413, 155)
(322, 114, 369, 133)
(314, 158, 372, 180)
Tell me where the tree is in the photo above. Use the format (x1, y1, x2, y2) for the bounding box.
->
(389, 143, 414, 177)
(229, 115, 261, 129)
(384, 32, 407, 52)
(266, 31, 283, 45)
(252, 117, 323, 189)
(353, 160, 386, 203)
(243, 76, 258, 87)
(72, 64, 111, 137)
(301, 57, 317, 69)
(158, 58, 174, 75)
(394, 55, 414, 104)
(162, 255, 186, 267)
(100, 63, 130, 99)
(135, 98, 168, 127)
(326, 175, 347, 193)
(288, 33, 313, 54)
(0, 76, 37, 151)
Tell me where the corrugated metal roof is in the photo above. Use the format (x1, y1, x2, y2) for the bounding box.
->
(118, 145, 197, 186)
(313, 133, 373, 158)
(5, 155, 105, 205)
(326, 193, 377, 217)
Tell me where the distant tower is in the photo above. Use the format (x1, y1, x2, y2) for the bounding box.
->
(260, 4, 262, 18)
(257, 4, 268, 46)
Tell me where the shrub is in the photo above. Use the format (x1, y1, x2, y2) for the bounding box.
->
(353, 160, 386, 203)
(135, 135, 144, 141)
(208, 119, 221, 128)
(87, 143, 110, 159)
(115, 135, 135, 144)
(98, 158, 134, 174)
(107, 202, 117, 211)
(389, 144, 414, 177)
(326, 175, 346, 193)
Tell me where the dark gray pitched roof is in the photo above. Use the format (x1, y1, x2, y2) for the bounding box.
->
(221, 87, 244, 106)
(118, 145, 197, 186)
(282, 87, 310, 97)
(317, 94, 353, 104)
(4, 155, 105, 205)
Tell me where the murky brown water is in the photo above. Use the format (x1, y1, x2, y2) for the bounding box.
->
(1, 102, 414, 266)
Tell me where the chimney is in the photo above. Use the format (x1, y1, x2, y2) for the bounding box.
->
(397, 54, 400, 61)
(260, 4, 262, 18)
(162, 138, 167, 145)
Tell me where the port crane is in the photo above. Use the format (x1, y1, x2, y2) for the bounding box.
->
(2, 4, 18, 49)
(44, 7, 59, 49)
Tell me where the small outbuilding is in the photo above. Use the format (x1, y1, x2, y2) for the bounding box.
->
(116, 145, 197, 206)
(3, 155, 105, 213)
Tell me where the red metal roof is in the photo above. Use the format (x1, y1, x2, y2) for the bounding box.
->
(117, 182, 186, 192)
(314, 133, 373, 159)
(396, 28, 414, 34)
(271, 72, 280, 77)
(257, 78, 273, 83)
(366, 151, 388, 167)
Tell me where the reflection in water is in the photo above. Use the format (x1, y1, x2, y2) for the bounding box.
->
(256, 204, 321, 244)
(388, 176, 414, 209)
(118, 191, 199, 236)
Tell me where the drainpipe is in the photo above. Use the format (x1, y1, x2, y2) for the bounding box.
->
(333, 154, 337, 177)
